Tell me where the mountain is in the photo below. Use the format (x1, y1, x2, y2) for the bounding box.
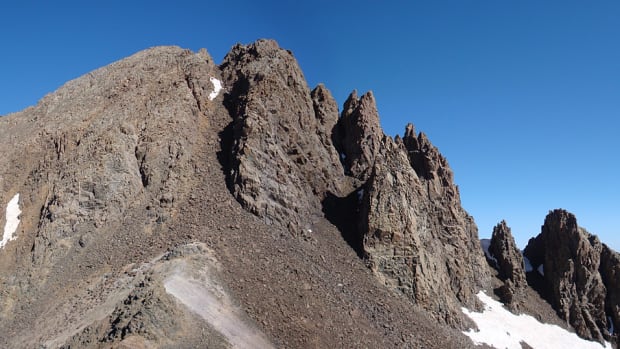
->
(0, 39, 617, 348)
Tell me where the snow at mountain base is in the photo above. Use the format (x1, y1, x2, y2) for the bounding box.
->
(462, 291, 612, 349)
(1, 193, 21, 249)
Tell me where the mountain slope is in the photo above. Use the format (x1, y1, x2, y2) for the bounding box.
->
(0, 41, 475, 348)
(0, 39, 617, 349)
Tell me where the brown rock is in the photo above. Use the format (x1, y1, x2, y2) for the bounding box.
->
(335, 90, 382, 182)
(358, 125, 490, 327)
(220, 39, 345, 233)
(600, 244, 620, 344)
(488, 220, 527, 308)
(524, 209, 607, 343)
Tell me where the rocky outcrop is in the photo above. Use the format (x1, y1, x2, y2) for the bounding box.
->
(600, 244, 620, 345)
(335, 90, 382, 182)
(488, 221, 527, 308)
(219, 40, 490, 327)
(220, 39, 345, 233)
(357, 124, 490, 326)
(524, 209, 609, 343)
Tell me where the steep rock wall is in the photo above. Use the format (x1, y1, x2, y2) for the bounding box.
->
(524, 209, 611, 343)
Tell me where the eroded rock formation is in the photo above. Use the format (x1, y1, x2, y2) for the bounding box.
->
(220, 39, 345, 233)
(524, 209, 611, 343)
(488, 221, 527, 308)
(356, 125, 490, 326)
(218, 41, 491, 326)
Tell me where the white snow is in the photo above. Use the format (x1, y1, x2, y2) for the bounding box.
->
(462, 291, 612, 349)
(1, 194, 21, 249)
(480, 239, 498, 267)
(523, 254, 534, 272)
(537, 264, 545, 276)
(208, 77, 222, 100)
(608, 316, 614, 334)
(357, 189, 364, 202)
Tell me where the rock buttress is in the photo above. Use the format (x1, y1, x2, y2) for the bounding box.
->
(358, 124, 490, 326)
(220, 39, 345, 233)
(488, 220, 527, 309)
(524, 209, 609, 343)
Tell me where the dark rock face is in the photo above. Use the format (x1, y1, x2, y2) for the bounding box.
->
(357, 125, 490, 326)
(220, 40, 490, 327)
(524, 209, 609, 343)
(335, 90, 382, 182)
(600, 245, 620, 345)
(220, 39, 345, 233)
(488, 221, 527, 308)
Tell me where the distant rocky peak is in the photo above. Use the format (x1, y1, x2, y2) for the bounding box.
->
(489, 220, 527, 308)
(490, 220, 526, 287)
(524, 209, 610, 343)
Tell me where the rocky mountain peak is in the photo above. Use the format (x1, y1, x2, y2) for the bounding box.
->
(336, 90, 382, 182)
(5, 38, 619, 348)
(219, 40, 490, 327)
(524, 209, 611, 343)
(220, 39, 345, 233)
(488, 220, 527, 308)
(356, 125, 489, 326)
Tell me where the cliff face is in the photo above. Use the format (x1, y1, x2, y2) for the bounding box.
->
(356, 124, 490, 325)
(216, 40, 491, 326)
(524, 209, 615, 344)
(487, 221, 527, 309)
(220, 40, 346, 233)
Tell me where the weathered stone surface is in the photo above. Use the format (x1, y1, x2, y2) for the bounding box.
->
(0, 39, 491, 349)
(335, 90, 382, 182)
(358, 125, 490, 326)
(219, 40, 491, 327)
(0, 46, 228, 348)
(220, 39, 345, 233)
(600, 244, 620, 345)
(488, 220, 527, 309)
(524, 209, 608, 343)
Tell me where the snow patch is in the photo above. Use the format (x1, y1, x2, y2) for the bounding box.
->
(1, 194, 21, 249)
(537, 264, 545, 276)
(523, 254, 533, 273)
(480, 239, 497, 267)
(208, 77, 222, 101)
(462, 291, 612, 349)
(608, 316, 614, 334)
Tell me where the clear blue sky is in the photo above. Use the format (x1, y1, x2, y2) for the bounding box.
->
(2, 1, 619, 250)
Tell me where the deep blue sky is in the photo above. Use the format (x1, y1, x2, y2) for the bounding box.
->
(1, 1, 619, 249)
